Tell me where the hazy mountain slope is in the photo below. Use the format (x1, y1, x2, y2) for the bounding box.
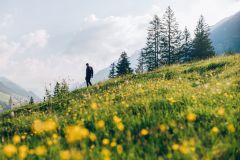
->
(210, 11, 240, 54)
(0, 92, 9, 105)
(0, 77, 40, 107)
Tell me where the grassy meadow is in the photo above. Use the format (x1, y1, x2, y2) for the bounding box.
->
(0, 55, 239, 160)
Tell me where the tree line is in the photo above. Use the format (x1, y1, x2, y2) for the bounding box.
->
(109, 6, 215, 77)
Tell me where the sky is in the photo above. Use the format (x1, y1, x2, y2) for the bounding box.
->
(0, 0, 240, 97)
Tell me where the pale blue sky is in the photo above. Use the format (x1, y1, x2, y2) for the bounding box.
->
(0, 0, 239, 96)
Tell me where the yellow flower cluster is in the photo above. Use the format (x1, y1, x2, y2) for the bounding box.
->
(159, 124, 168, 132)
(113, 115, 124, 131)
(32, 119, 58, 134)
(167, 97, 176, 105)
(65, 125, 89, 143)
(3, 144, 47, 159)
(3, 144, 17, 158)
(172, 139, 196, 155)
(101, 148, 111, 160)
(59, 149, 85, 160)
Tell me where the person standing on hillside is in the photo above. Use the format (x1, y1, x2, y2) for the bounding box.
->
(85, 63, 93, 87)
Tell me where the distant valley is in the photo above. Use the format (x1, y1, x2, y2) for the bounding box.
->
(0, 77, 39, 111)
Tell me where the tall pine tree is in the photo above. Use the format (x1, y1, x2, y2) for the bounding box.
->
(116, 52, 133, 76)
(136, 49, 145, 73)
(60, 79, 69, 97)
(143, 15, 163, 71)
(109, 63, 116, 78)
(53, 82, 61, 97)
(191, 15, 215, 60)
(161, 6, 182, 65)
(179, 27, 192, 62)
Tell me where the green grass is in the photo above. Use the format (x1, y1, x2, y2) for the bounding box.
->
(0, 55, 239, 160)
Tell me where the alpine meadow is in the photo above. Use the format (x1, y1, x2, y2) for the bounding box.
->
(0, 1, 240, 160)
(0, 54, 239, 159)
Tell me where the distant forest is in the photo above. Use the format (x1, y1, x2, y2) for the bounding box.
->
(109, 6, 216, 78)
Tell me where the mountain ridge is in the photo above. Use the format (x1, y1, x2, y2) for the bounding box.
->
(210, 11, 240, 54)
(0, 77, 40, 109)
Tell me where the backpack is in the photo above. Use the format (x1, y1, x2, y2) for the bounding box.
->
(90, 67, 93, 76)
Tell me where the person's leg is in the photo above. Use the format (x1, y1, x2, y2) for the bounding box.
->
(86, 80, 89, 87)
(89, 80, 92, 86)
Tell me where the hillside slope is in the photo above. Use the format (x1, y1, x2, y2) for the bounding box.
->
(0, 55, 239, 159)
(210, 11, 240, 54)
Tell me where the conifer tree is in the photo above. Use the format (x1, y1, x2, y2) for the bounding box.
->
(143, 15, 163, 70)
(109, 63, 116, 78)
(179, 27, 192, 62)
(60, 79, 69, 96)
(191, 15, 215, 60)
(53, 82, 61, 97)
(45, 88, 52, 101)
(161, 6, 182, 65)
(136, 49, 145, 73)
(116, 52, 133, 76)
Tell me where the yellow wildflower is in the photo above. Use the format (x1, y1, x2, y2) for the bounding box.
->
(21, 135, 26, 140)
(3, 144, 17, 158)
(65, 125, 89, 143)
(35, 146, 47, 156)
(44, 119, 58, 132)
(52, 133, 59, 144)
(179, 145, 189, 154)
(113, 116, 122, 123)
(172, 144, 179, 151)
(32, 119, 44, 134)
(18, 145, 28, 160)
(110, 141, 117, 147)
(186, 113, 197, 122)
(104, 157, 111, 160)
(47, 139, 53, 146)
(13, 135, 21, 144)
(159, 124, 167, 132)
(191, 95, 197, 101)
(89, 133, 97, 141)
(101, 148, 111, 157)
(102, 138, 110, 145)
(117, 123, 124, 131)
(91, 102, 98, 110)
(32, 119, 57, 134)
(227, 124, 235, 133)
(70, 149, 84, 160)
(167, 97, 176, 105)
(96, 120, 105, 129)
(28, 149, 34, 155)
(211, 127, 219, 134)
(217, 108, 225, 116)
(116, 145, 123, 154)
(140, 129, 149, 136)
(60, 150, 71, 160)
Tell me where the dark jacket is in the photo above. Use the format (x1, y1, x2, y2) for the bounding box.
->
(86, 66, 93, 79)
